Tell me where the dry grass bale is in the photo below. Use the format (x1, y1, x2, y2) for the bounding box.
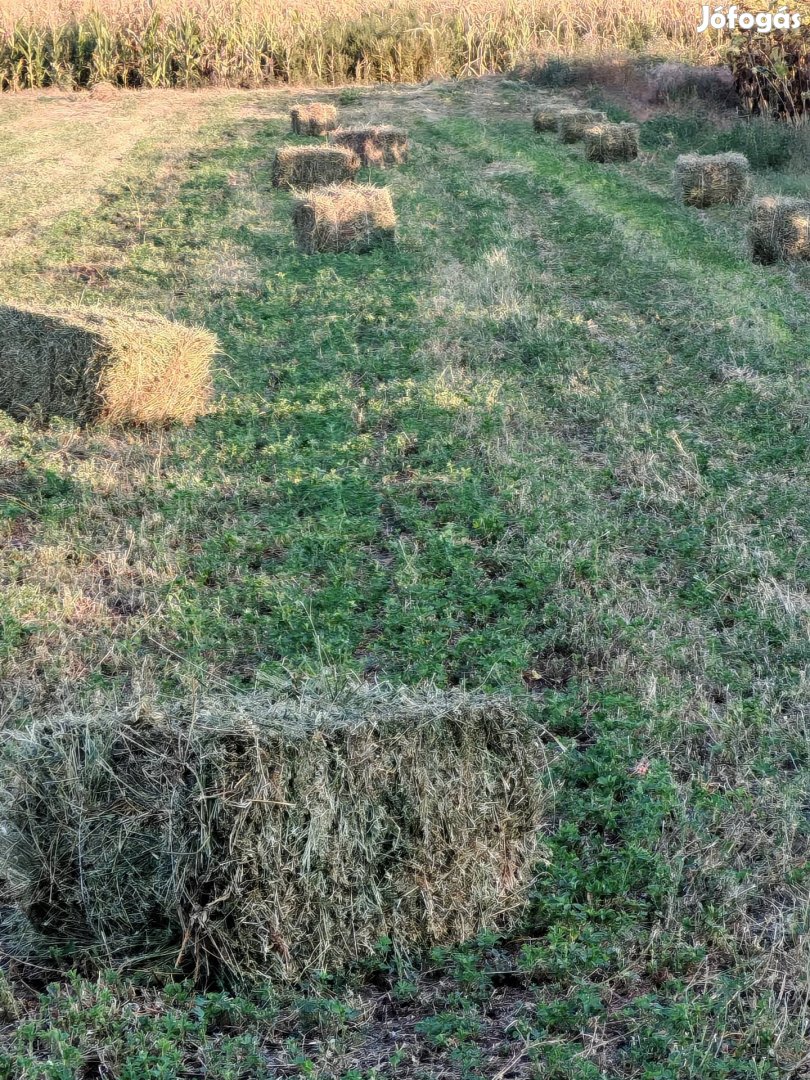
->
(583, 121, 640, 163)
(329, 125, 409, 167)
(271, 145, 359, 190)
(556, 108, 608, 143)
(0, 684, 550, 984)
(0, 305, 217, 426)
(290, 102, 339, 136)
(749, 195, 810, 263)
(532, 106, 563, 132)
(293, 183, 396, 254)
(674, 152, 751, 208)
(88, 79, 119, 100)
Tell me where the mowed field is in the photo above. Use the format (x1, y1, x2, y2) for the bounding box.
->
(0, 76, 808, 1077)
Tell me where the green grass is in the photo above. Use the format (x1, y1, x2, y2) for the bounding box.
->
(0, 81, 807, 1076)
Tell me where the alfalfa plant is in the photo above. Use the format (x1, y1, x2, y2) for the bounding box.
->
(271, 145, 359, 190)
(292, 183, 397, 254)
(0, 305, 217, 426)
(0, 683, 551, 985)
(749, 195, 810, 262)
(674, 152, 751, 208)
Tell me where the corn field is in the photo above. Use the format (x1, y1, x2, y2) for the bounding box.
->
(729, 3, 810, 121)
(0, 0, 721, 90)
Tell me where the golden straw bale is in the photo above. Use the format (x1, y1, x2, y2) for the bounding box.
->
(0, 683, 550, 984)
(749, 195, 810, 263)
(0, 305, 217, 426)
(583, 121, 640, 162)
(674, 152, 751, 208)
(292, 183, 396, 254)
(290, 102, 339, 136)
(272, 145, 359, 190)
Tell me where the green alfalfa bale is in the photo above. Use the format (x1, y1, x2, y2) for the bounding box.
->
(290, 102, 338, 136)
(292, 183, 396, 254)
(749, 195, 810, 263)
(329, 125, 409, 167)
(532, 105, 563, 132)
(584, 121, 640, 163)
(0, 683, 550, 985)
(0, 304, 217, 427)
(674, 152, 751, 208)
(271, 145, 359, 191)
(556, 108, 608, 143)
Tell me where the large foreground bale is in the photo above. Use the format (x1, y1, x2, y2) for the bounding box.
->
(557, 108, 608, 143)
(749, 195, 810, 263)
(532, 105, 563, 132)
(0, 685, 549, 984)
(272, 145, 359, 190)
(293, 183, 396, 254)
(290, 102, 338, 136)
(674, 152, 751, 208)
(584, 121, 640, 163)
(0, 305, 217, 426)
(329, 125, 409, 167)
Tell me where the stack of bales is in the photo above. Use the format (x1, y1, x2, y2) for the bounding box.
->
(0, 305, 217, 426)
(290, 102, 338, 136)
(583, 121, 640, 163)
(272, 106, 406, 254)
(557, 108, 608, 143)
(749, 195, 810, 263)
(0, 684, 550, 983)
(674, 152, 751, 208)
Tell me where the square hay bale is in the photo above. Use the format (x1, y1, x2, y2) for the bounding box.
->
(290, 102, 338, 136)
(0, 305, 217, 426)
(329, 125, 409, 168)
(556, 108, 608, 143)
(583, 121, 640, 163)
(749, 195, 810, 263)
(0, 684, 550, 984)
(271, 145, 359, 191)
(532, 106, 564, 132)
(674, 152, 751, 208)
(293, 183, 396, 254)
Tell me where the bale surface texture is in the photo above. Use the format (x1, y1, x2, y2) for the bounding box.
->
(0, 686, 549, 984)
